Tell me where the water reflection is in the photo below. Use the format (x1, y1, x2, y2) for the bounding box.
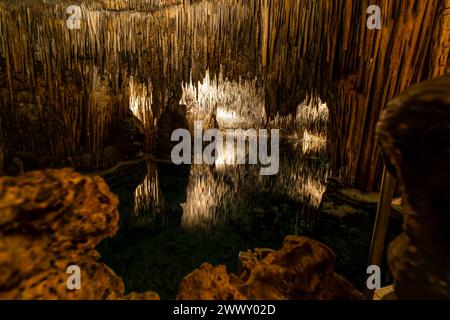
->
(100, 80, 331, 297)
(130, 140, 329, 232)
(99, 138, 328, 299)
(133, 162, 165, 217)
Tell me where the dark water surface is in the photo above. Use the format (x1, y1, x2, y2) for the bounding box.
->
(97, 141, 331, 299)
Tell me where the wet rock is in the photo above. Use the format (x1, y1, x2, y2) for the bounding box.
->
(177, 236, 363, 300)
(177, 264, 245, 300)
(377, 75, 450, 300)
(0, 168, 159, 300)
(110, 111, 145, 159)
(374, 285, 396, 300)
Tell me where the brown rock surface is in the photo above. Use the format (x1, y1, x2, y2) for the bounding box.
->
(377, 74, 450, 299)
(1, 0, 448, 190)
(177, 236, 363, 300)
(0, 168, 159, 300)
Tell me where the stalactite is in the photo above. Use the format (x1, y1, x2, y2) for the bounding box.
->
(130, 76, 154, 129)
(181, 69, 266, 129)
(0, 0, 448, 189)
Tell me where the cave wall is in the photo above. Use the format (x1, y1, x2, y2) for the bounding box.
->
(259, 0, 449, 189)
(0, 0, 449, 190)
(0, 0, 264, 170)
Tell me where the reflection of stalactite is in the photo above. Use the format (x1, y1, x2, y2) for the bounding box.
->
(181, 165, 230, 230)
(181, 146, 330, 231)
(180, 157, 329, 231)
(301, 130, 327, 156)
(133, 161, 165, 218)
(1, 0, 445, 189)
(268, 97, 329, 139)
(180, 93, 330, 230)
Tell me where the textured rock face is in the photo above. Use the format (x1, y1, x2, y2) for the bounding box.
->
(0, 169, 159, 300)
(177, 236, 363, 300)
(1, 0, 448, 190)
(377, 75, 450, 300)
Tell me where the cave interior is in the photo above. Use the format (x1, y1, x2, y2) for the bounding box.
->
(0, 0, 449, 301)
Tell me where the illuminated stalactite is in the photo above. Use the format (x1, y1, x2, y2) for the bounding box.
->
(180, 70, 266, 129)
(180, 100, 330, 230)
(133, 161, 165, 218)
(0, 0, 448, 189)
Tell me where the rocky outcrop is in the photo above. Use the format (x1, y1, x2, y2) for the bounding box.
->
(177, 236, 363, 300)
(0, 168, 159, 300)
(377, 74, 450, 299)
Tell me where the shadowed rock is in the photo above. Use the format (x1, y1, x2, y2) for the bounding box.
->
(377, 74, 450, 300)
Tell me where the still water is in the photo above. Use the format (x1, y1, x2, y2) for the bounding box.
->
(97, 140, 329, 299)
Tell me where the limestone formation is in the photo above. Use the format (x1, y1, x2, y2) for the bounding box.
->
(177, 236, 363, 300)
(377, 75, 450, 300)
(1, 0, 448, 189)
(0, 168, 159, 299)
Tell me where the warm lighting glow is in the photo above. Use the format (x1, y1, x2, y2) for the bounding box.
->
(129, 77, 154, 129)
(134, 162, 164, 217)
(216, 108, 238, 124)
(302, 130, 327, 155)
(180, 145, 329, 230)
(181, 165, 229, 229)
(180, 69, 266, 129)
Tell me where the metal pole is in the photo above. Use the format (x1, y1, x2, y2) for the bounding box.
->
(365, 166, 395, 299)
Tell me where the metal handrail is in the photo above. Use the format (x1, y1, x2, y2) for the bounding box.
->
(365, 166, 396, 299)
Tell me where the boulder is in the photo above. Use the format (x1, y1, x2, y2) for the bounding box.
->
(0, 168, 159, 300)
(177, 236, 363, 300)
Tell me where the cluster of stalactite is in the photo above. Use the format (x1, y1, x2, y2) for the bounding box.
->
(0, 0, 263, 163)
(133, 161, 166, 221)
(181, 70, 267, 129)
(1, 0, 448, 190)
(258, 0, 450, 190)
(129, 77, 155, 130)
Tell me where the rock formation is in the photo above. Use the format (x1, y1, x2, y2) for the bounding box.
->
(177, 236, 363, 300)
(0, 168, 159, 299)
(377, 75, 450, 299)
(1, 0, 448, 189)
(0, 168, 362, 300)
